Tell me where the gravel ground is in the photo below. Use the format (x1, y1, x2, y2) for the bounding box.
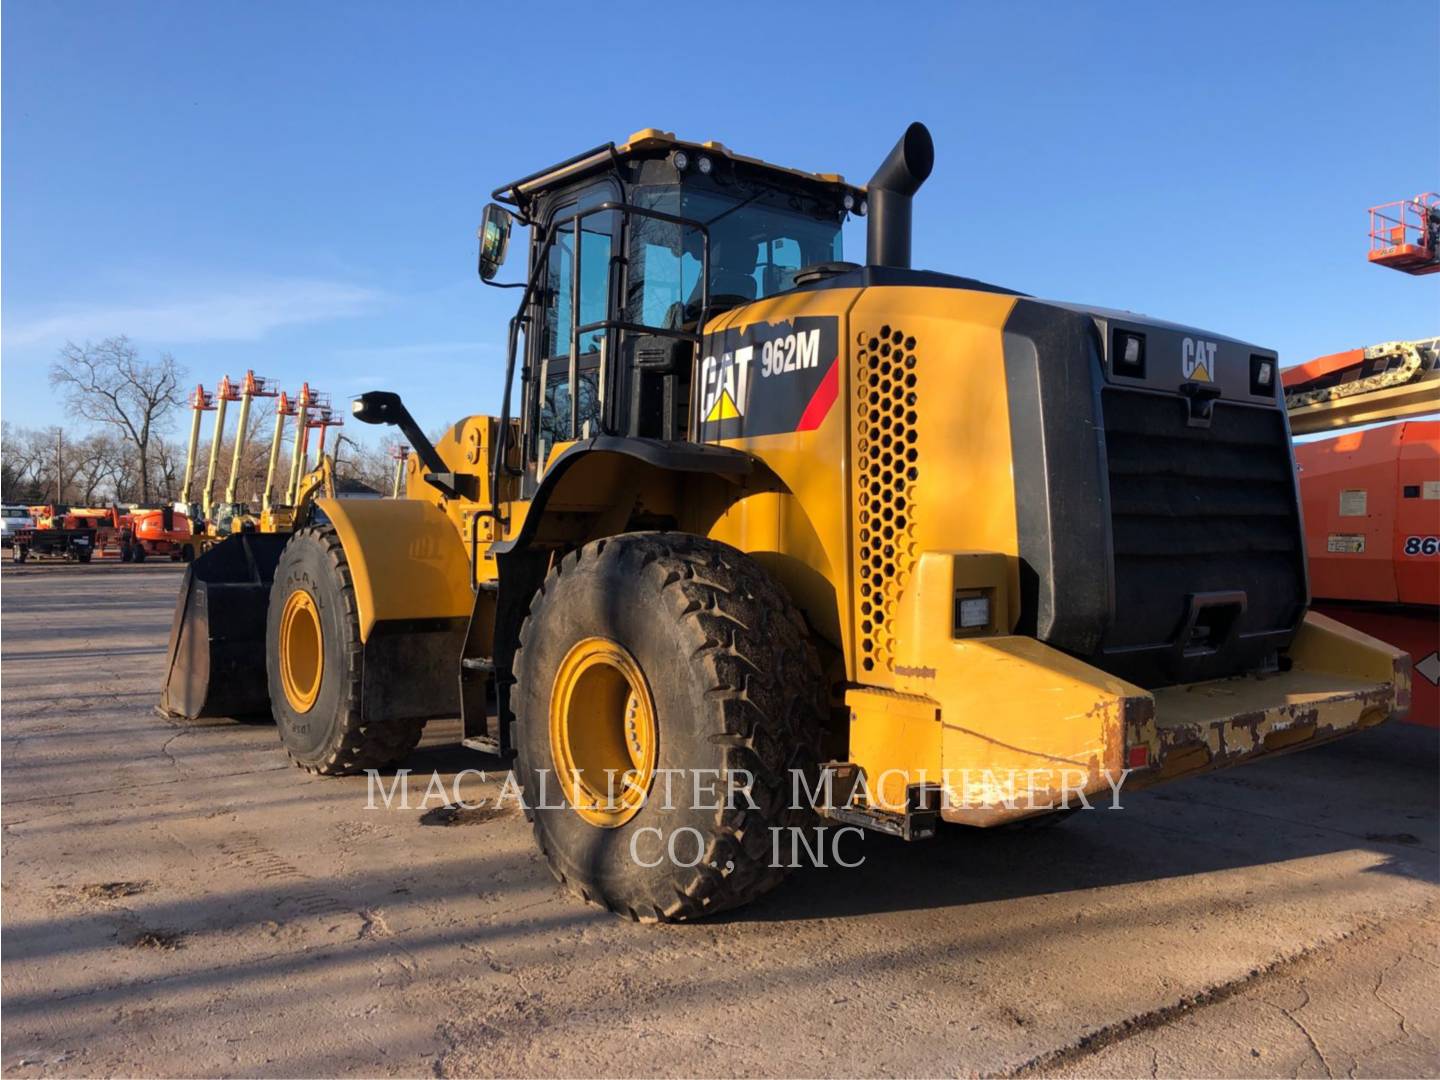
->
(2, 560, 1436, 1078)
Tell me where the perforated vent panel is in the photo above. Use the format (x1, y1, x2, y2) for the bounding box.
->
(853, 325, 920, 674)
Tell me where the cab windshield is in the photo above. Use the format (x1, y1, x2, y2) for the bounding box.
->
(625, 185, 843, 328)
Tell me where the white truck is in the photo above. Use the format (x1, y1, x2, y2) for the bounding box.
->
(1, 505, 36, 548)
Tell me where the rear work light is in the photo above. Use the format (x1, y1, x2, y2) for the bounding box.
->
(1250, 354, 1276, 396)
(1112, 329, 1146, 378)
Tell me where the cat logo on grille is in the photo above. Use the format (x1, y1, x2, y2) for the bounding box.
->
(1182, 337, 1218, 382)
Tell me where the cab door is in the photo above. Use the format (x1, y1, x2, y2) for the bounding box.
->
(525, 183, 620, 487)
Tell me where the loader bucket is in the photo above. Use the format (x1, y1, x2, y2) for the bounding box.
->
(159, 532, 290, 721)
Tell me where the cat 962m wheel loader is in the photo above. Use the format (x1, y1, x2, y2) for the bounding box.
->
(161, 123, 1410, 921)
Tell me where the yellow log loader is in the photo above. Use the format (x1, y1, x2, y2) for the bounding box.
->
(161, 123, 1411, 921)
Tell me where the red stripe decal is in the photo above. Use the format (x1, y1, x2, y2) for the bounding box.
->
(795, 357, 840, 432)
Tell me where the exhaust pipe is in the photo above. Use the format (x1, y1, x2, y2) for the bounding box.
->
(866, 122, 935, 269)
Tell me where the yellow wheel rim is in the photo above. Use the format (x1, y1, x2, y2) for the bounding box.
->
(279, 588, 323, 714)
(548, 637, 657, 828)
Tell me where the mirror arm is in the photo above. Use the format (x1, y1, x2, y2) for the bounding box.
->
(489, 314, 525, 521)
(350, 391, 464, 500)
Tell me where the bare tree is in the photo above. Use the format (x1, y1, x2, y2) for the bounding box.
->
(2, 421, 50, 503)
(69, 432, 130, 505)
(14, 426, 80, 505)
(148, 435, 185, 504)
(0, 425, 131, 506)
(333, 433, 403, 495)
(50, 337, 186, 502)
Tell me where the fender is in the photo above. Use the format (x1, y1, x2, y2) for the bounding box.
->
(476, 439, 755, 754)
(316, 496, 473, 725)
(316, 496, 473, 641)
(492, 436, 754, 558)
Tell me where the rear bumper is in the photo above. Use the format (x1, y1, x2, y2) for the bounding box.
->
(1124, 612, 1409, 791)
(842, 609, 1409, 828)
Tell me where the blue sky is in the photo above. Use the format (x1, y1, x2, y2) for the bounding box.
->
(4, 0, 1437, 438)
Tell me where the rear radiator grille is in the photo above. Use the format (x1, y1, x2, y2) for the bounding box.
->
(1101, 390, 1304, 652)
(854, 325, 920, 673)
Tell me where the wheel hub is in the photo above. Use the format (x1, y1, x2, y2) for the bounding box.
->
(278, 588, 323, 714)
(548, 637, 657, 828)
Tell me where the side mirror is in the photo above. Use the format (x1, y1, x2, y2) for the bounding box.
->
(477, 203, 513, 281)
(350, 391, 450, 483)
(351, 390, 402, 426)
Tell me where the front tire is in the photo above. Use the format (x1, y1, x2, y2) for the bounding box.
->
(514, 533, 826, 922)
(265, 525, 424, 774)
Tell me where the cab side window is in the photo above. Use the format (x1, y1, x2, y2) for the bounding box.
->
(544, 218, 614, 360)
(535, 205, 615, 456)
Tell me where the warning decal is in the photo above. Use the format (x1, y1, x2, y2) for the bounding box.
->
(1339, 489, 1368, 516)
(696, 316, 839, 440)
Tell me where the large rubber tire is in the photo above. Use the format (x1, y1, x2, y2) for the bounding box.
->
(514, 533, 826, 922)
(132, 545, 147, 564)
(265, 524, 425, 775)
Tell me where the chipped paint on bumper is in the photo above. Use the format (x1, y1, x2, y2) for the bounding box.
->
(1126, 612, 1410, 790)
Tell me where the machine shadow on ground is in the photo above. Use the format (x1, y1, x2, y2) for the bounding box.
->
(255, 714, 1440, 926)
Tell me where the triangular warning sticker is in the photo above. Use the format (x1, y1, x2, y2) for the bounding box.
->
(1191, 361, 1211, 382)
(705, 389, 741, 422)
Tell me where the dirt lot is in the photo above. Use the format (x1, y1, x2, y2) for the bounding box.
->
(2, 560, 1437, 1078)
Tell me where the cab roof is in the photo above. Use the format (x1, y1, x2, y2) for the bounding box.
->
(492, 127, 866, 208)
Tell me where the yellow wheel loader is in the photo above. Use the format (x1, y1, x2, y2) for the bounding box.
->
(161, 123, 1410, 921)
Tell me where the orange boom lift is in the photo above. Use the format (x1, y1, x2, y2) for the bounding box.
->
(1367, 193, 1440, 275)
(1283, 195, 1440, 724)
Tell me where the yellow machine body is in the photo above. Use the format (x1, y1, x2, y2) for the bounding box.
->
(332, 281, 1407, 825)
(161, 125, 1409, 838)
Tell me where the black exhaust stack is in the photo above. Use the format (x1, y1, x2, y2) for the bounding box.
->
(866, 122, 935, 269)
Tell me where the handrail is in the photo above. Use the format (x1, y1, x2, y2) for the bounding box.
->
(1368, 193, 1439, 253)
(491, 143, 616, 209)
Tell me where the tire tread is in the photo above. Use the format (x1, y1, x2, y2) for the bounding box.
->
(514, 532, 825, 922)
(274, 525, 424, 776)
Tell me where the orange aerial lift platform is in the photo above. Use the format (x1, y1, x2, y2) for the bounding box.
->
(1367, 194, 1440, 275)
(1286, 337, 1439, 727)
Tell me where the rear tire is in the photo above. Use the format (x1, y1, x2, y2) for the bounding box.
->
(514, 533, 826, 922)
(265, 524, 424, 774)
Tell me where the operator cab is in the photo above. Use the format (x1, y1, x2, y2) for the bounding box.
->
(479, 129, 863, 492)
